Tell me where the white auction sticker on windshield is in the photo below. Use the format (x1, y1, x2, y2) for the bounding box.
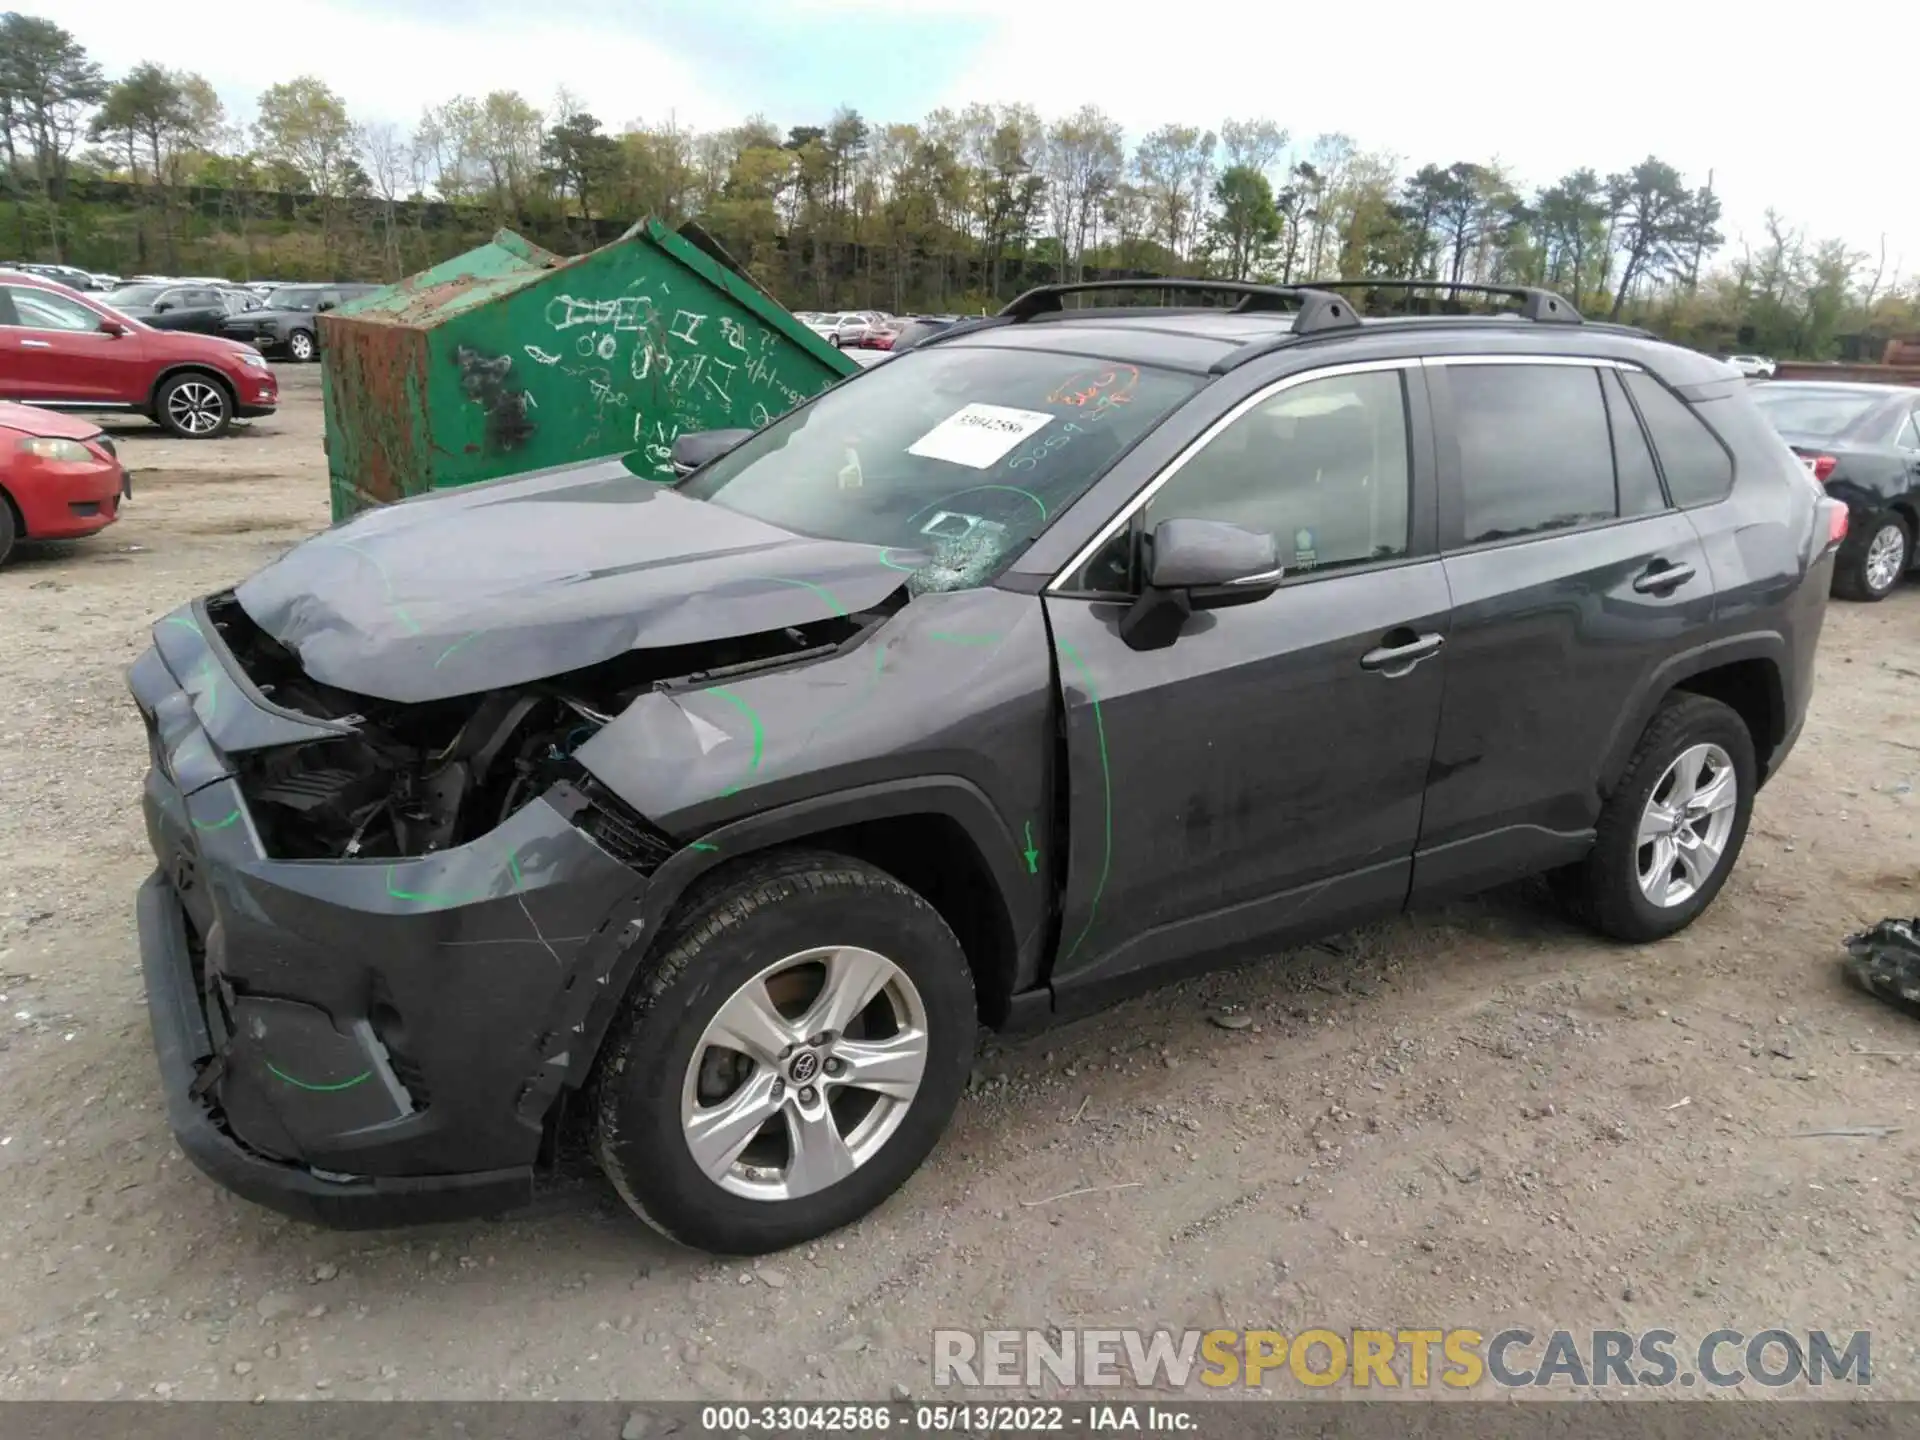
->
(907, 403, 1054, 469)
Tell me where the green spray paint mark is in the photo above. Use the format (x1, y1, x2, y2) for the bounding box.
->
(926, 631, 1004, 647)
(267, 1062, 372, 1093)
(160, 614, 203, 639)
(1056, 640, 1111, 964)
(1022, 820, 1040, 876)
(706, 687, 765, 798)
(878, 549, 921, 573)
(331, 538, 422, 638)
(193, 809, 241, 832)
(746, 575, 848, 617)
(384, 844, 527, 909)
(434, 632, 481, 669)
(193, 657, 221, 717)
(965, 484, 1048, 520)
(691, 841, 719, 853)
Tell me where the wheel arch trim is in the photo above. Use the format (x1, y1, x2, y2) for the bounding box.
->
(571, 776, 1037, 1085)
(1595, 632, 1787, 797)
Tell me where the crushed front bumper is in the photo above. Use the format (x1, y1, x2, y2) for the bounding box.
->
(130, 601, 648, 1228)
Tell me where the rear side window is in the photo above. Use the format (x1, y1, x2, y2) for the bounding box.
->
(1600, 369, 1668, 516)
(1623, 371, 1734, 507)
(1450, 364, 1615, 544)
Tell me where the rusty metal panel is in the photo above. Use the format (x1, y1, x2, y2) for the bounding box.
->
(320, 220, 858, 521)
(320, 320, 432, 517)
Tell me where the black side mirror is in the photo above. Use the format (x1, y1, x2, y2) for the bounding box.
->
(316, 300, 336, 312)
(669, 428, 754, 477)
(153, 301, 172, 313)
(1120, 518, 1282, 651)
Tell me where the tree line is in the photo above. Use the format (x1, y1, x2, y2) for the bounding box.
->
(2, 11, 1914, 360)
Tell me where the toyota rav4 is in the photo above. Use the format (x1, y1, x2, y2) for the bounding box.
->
(130, 279, 1845, 1255)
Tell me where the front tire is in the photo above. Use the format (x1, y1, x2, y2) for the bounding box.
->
(1833, 513, 1909, 602)
(1556, 694, 1756, 942)
(0, 492, 17, 568)
(155, 373, 232, 439)
(286, 328, 316, 362)
(592, 850, 976, 1254)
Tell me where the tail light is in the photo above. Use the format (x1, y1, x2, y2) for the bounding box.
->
(1827, 502, 1849, 547)
(1796, 451, 1837, 485)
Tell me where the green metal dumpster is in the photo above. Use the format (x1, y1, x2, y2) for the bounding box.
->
(317, 219, 858, 521)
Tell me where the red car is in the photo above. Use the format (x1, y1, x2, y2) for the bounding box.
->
(0, 271, 277, 439)
(0, 401, 129, 566)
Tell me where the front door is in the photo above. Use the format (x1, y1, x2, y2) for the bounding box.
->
(0, 285, 140, 403)
(1042, 360, 1450, 1005)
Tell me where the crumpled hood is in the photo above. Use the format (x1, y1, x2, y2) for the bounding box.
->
(235, 457, 907, 704)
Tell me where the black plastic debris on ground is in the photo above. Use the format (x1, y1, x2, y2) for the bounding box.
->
(1843, 917, 1920, 1020)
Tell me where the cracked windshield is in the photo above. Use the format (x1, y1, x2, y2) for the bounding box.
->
(675, 346, 1201, 590)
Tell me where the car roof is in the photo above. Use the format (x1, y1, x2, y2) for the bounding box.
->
(1755, 380, 1913, 397)
(930, 305, 1726, 390)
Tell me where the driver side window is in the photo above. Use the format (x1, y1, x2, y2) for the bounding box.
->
(6, 286, 101, 332)
(1140, 368, 1412, 582)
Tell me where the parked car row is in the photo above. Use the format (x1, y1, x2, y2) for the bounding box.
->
(1, 262, 119, 291)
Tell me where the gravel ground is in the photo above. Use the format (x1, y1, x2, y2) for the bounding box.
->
(1, 365, 1917, 1401)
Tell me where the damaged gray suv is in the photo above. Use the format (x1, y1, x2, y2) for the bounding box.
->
(132, 279, 1845, 1254)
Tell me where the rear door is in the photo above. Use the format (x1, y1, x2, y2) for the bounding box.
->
(1411, 356, 1714, 900)
(1043, 359, 1451, 1002)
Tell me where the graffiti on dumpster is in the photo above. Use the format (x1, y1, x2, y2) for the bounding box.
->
(452, 345, 534, 453)
(528, 286, 821, 475)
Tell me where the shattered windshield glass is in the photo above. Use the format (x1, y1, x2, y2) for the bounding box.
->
(674, 344, 1202, 592)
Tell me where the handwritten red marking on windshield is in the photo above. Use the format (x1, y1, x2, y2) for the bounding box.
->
(1048, 364, 1140, 411)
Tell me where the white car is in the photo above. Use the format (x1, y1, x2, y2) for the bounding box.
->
(807, 312, 883, 348)
(1725, 354, 1776, 378)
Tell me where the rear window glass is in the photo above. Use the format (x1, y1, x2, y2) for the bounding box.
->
(1625, 371, 1735, 507)
(1748, 386, 1881, 439)
(1450, 364, 1615, 544)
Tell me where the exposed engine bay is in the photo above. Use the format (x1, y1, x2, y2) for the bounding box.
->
(205, 592, 874, 860)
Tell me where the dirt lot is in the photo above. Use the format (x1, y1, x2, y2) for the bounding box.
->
(1, 365, 1917, 1401)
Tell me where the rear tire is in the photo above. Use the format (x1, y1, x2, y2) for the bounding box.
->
(592, 850, 975, 1254)
(1833, 513, 1909, 602)
(1555, 694, 1756, 942)
(286, 329, 316, 363)
(0, 491, 18, 568)
(155, 373, 232, 439)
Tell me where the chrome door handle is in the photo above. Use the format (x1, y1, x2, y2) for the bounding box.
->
(1633, 562, 1695, 594)
(1360, 632, 1445, 673)
(20, 339, 51, 348)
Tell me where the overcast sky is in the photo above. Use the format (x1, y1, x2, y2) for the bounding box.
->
(60, 0, 1920, 283)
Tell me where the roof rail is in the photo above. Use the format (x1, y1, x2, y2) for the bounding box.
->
(1292, 277, 1582, 324)
(997, 277, 1358, 327)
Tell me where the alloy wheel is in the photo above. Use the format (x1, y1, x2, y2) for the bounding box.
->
(166, 381, 227, 436)
(1636, 742, 1738, 908)
(1865, 523, 1906, 595)
(288, 331, 315, 361)
(680, 946, 929, 1201)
